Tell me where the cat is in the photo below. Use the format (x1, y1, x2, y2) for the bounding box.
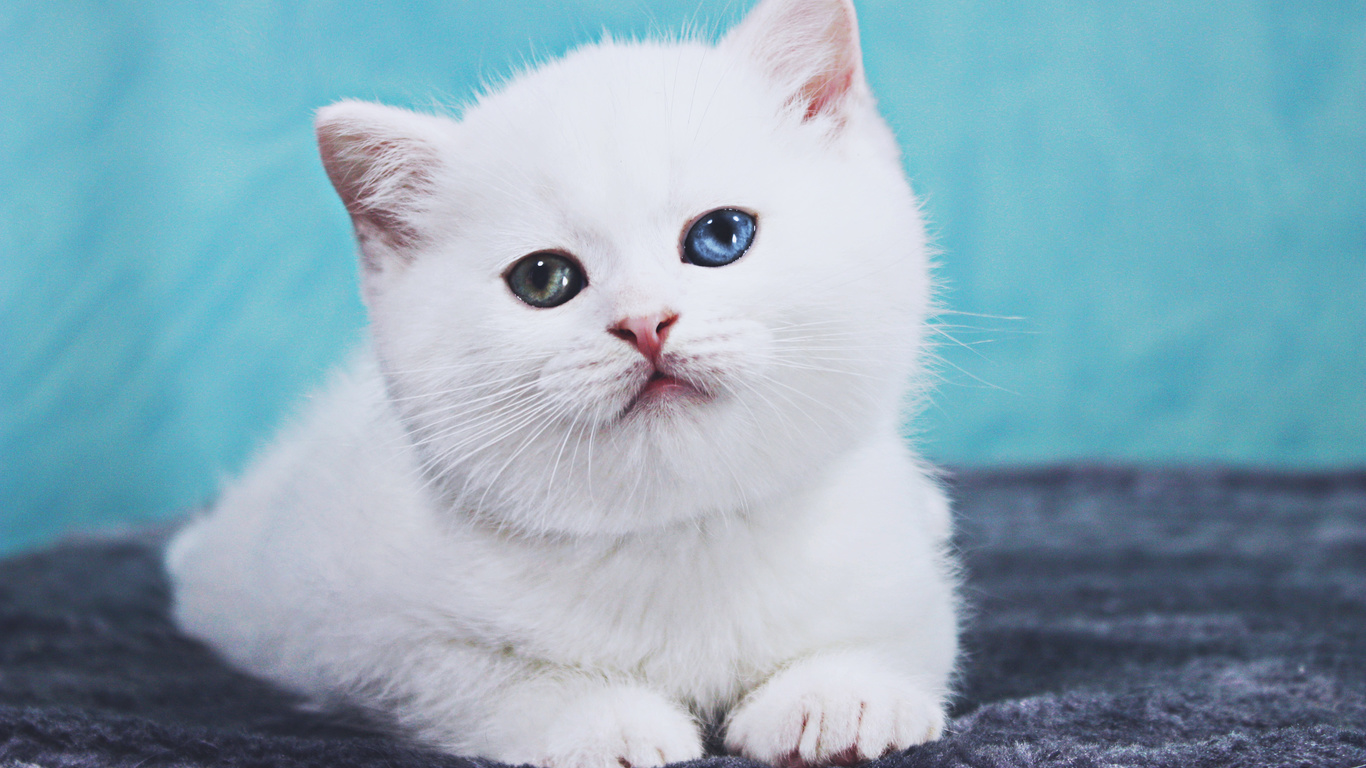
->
(164, 0, 959, 766)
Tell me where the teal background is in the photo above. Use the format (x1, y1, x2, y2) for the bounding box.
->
(2, 1, 1364, 555)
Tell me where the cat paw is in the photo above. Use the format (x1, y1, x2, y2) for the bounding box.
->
(535, 686, 704, 768)
(724, 658, 945, 767)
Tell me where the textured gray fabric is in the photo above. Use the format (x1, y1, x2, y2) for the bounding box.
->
(1, 466, 1363, 767)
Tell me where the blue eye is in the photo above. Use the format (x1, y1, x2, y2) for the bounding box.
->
(682, 208, 756, 267)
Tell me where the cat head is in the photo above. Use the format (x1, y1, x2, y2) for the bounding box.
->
(316, 0, 932, 537)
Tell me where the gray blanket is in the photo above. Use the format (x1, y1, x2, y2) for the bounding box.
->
(2, 466, 1363, 767)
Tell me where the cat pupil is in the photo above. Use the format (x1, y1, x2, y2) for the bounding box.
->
(531, 262, 552, 291)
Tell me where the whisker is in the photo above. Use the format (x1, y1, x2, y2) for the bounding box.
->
(476, 399, 576, 513)
(929, 326, 999, 363)
(931, 309, 1028, 322)
(924, 352, 1019, 395)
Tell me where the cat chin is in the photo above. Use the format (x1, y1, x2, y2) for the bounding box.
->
(393, 357, 893, 537)
(404, 411, 826, 539)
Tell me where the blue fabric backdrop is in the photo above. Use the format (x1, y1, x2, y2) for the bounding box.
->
(2, 0, 1364, 554)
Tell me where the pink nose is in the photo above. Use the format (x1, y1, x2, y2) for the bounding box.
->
(609, 312, 678, 362)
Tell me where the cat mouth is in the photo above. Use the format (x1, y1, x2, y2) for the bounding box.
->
(620, 368, 708, 417)
(643, 370, 691, 396)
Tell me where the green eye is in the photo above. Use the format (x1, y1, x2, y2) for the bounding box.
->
(505, 252, 586, 308)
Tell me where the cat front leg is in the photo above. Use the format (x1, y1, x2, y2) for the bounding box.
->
(531, 684, 703, 768)
(723, 649, 946, 767)
(445, 670, 703, 768)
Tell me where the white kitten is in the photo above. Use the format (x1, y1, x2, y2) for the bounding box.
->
(165, 0, 959, 766)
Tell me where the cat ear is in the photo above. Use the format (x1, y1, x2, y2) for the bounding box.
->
(315, 100, 449, 268)
(725, 0, 868, 123)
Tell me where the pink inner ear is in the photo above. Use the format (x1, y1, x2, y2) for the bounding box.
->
(797, 3, 860, 121)
(801, 64, 856, 121)
(317, 129, 434, 252)
(732, 0, 864, 123)
(317, 140, 372, 219)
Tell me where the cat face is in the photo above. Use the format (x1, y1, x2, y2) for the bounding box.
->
(316, 0, 931, 536)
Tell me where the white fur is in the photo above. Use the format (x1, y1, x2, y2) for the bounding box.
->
(166, 1, 959, 765)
